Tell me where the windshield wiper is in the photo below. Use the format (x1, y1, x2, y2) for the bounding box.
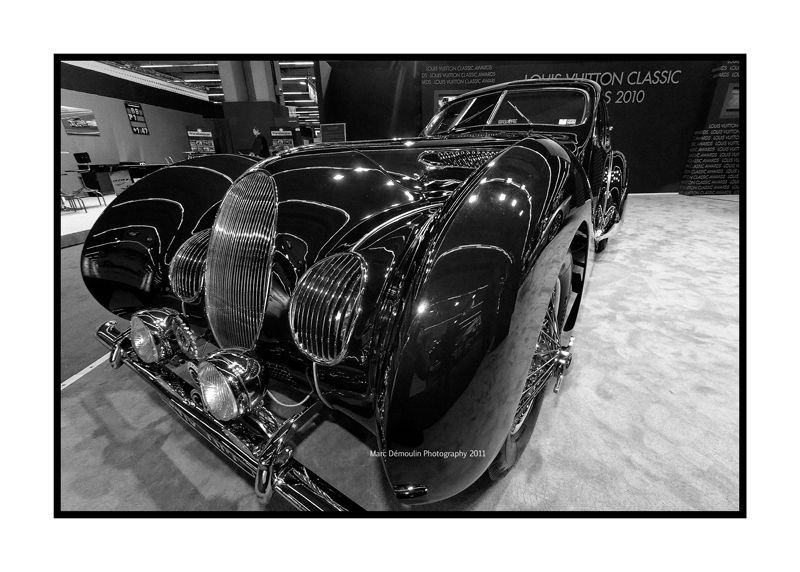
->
(507, 101, 532, 124)
(444, 104, 497, 133)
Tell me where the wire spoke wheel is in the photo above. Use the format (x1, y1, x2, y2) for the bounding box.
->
(510, 280, 562, 435)
(488, 255, 572, 482)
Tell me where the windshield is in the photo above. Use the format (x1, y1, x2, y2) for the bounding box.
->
(423, 88, 589, 135)
(423, 93, 502, 136)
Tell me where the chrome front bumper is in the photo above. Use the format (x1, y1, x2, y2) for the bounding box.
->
(96, 321, 364, 512)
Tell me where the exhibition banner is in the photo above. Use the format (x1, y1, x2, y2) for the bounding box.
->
(418, 60, 719, 194)
(61, 106, 99, 136)
(679, 60, 741, 195)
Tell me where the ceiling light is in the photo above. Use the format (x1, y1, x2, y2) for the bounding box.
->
(140, 63, 218, 68)
(279, 62, 315, 66)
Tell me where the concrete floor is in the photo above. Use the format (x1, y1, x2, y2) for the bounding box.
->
(59, 194, 740, 512)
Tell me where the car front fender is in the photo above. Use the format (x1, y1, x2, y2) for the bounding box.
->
(375, 137, 593, 504)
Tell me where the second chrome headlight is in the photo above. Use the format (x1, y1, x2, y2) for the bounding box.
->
(196, 349, 265, 422)
(130, 309, 179, 364)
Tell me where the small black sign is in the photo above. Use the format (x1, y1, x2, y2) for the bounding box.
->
(125, 101, 149, 135)
(320, 123, 346, 143)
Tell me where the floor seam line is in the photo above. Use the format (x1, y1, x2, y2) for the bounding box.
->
(61, 354, 109, 391)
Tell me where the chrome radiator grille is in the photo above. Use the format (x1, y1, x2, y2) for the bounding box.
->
(288, 253, 367, 366)
(169, 229, 211, 302)
(205, 170, 278, 349)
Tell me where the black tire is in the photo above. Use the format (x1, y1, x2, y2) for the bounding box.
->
(488, 255, 572, 480)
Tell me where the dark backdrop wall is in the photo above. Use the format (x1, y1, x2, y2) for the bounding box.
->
(320, 59, 723, 194)
(320, 61, 423, 140)
(221, 101, 296, 154)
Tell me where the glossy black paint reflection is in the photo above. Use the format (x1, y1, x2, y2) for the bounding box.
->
(81, 155, 256, 319)
(375, 138, 592, 503)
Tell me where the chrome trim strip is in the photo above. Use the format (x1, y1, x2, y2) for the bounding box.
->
(348, 205, 437, 251)
(96, 320, 363, 512)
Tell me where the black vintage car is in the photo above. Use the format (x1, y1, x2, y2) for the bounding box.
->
(81, 78, 629, 510)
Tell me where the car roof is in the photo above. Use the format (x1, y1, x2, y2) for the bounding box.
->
(445, 78, 601, 106)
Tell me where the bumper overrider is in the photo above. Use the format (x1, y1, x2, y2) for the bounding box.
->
(96, 320, 364, 512)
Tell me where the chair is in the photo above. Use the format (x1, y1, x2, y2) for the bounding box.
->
(75, 171, 106, 206)
(71, 152, 105, 205)
(61, 190, 87, 213)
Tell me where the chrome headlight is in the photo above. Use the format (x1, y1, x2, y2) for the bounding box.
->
(196, 349, 264, 422)
(288, 252, 367, 366)
(130, 309, 179, 363)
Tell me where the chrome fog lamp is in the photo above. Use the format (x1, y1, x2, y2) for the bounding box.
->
(196, 349, 265, 422)
(129, 308, 179, 364)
